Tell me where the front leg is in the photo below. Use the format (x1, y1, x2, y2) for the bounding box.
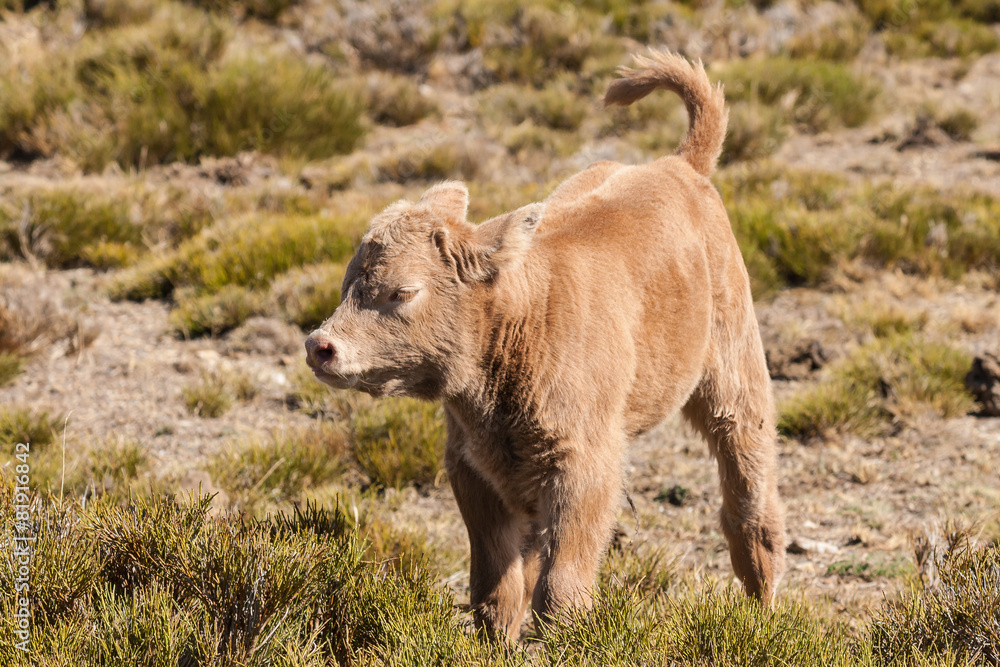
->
(445, 446, 530, 641)
(532, 444, 623, 624)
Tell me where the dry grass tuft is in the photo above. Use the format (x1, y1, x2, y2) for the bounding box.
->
(833, 297, 929, 339)
(170, 285, 266, 338)
(869, 524, 1000, 664)
(0, 351, 22, 386)
(0, 406, 60, 448)
(182, 372, 233, 418)
(721, 100, 787, 165)
(207, 424, 348, 511)
(364, 72, 439, 127)
(785, 12, 870, 61)
(0, 269, 71, 355)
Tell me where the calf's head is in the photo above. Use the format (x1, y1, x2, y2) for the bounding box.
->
(305, 181, 542, 399)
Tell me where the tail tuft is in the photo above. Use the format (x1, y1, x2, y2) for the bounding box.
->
(604, 49, 728, 177)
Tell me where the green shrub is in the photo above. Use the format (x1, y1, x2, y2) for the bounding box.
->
(83, 0, 159, 28)
(0, 6, 364, 170)
(826, 554, 912, 581)
(730, 202, 860, 287)
(601, 542, 678, 598)
(0, 430, 152, 501)
(170, 285, 266, 337)
(778, 374, 887, 440)
(351, 398, 447, 489)
(536, 586, 664, 665)
(659, 586, 854, 665)
(45, 5, 229, 170)
(110, 212, 364, 302)
(285, 360, 340, 417)
(483, 81, 587, 131)
(779, 334, 975, 439)
(935, 108, 979, 141)
(957, 0, 1000, 22)
(716, 165, 1000, 294)
(857, 0, 1000, 57)
(836, 298, 928, 339)
(0, 500, 103, 623)
(197, 54, 365, 160)
(537, 584, 856, 666)
(438, 2, 596, 85)
(82, 240, 141, 269)
(587, 0, 691, 42)
(861, 184, 1000, 279)
(884, 18, 1000, 58)
(227, 370, 258, 402)
(0, 183, 216, 272)
(501, 121, 584, 159)
(269, 261, 346, 331)
(355, 516, 442, 574)
(88, 438, 149, 492)
(0, 188, 138, 269)
(717, 58, 879, 133)
(0, 490, 996, 665)
(374, 140, 482, 183)
(0, 493, 492, 664)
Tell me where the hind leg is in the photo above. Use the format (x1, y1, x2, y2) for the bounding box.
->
(683, 346, 786, 601)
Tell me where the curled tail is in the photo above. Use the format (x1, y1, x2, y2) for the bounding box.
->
(604, 49, 728, 177)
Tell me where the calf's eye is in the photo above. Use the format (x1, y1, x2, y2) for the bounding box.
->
(389, 288, 418, 303)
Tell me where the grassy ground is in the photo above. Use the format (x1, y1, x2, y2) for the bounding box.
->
(0, 482, 997, 665)
(1, 0, 999, 663)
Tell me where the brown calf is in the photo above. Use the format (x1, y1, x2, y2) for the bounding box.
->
(306, 49, 786, 640)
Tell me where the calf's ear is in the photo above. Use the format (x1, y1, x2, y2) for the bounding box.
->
(419, 181, 468, 226)
(433, 203, 544, 283)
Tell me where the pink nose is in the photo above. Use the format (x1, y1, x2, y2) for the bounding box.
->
(305, 332, 336, 369)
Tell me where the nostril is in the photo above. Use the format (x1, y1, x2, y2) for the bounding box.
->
(306, 335, 337, 368)
(314, 340, 335, 364)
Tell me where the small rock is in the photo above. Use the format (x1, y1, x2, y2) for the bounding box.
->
(965, 352, 1000, 416)
(195, 349, 222, 365)
(896, 114, 951, 151)
(766, 339, 828, 381)
(787, 537, 840, 555)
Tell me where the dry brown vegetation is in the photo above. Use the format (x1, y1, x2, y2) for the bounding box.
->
(1, 0, 999, 662)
